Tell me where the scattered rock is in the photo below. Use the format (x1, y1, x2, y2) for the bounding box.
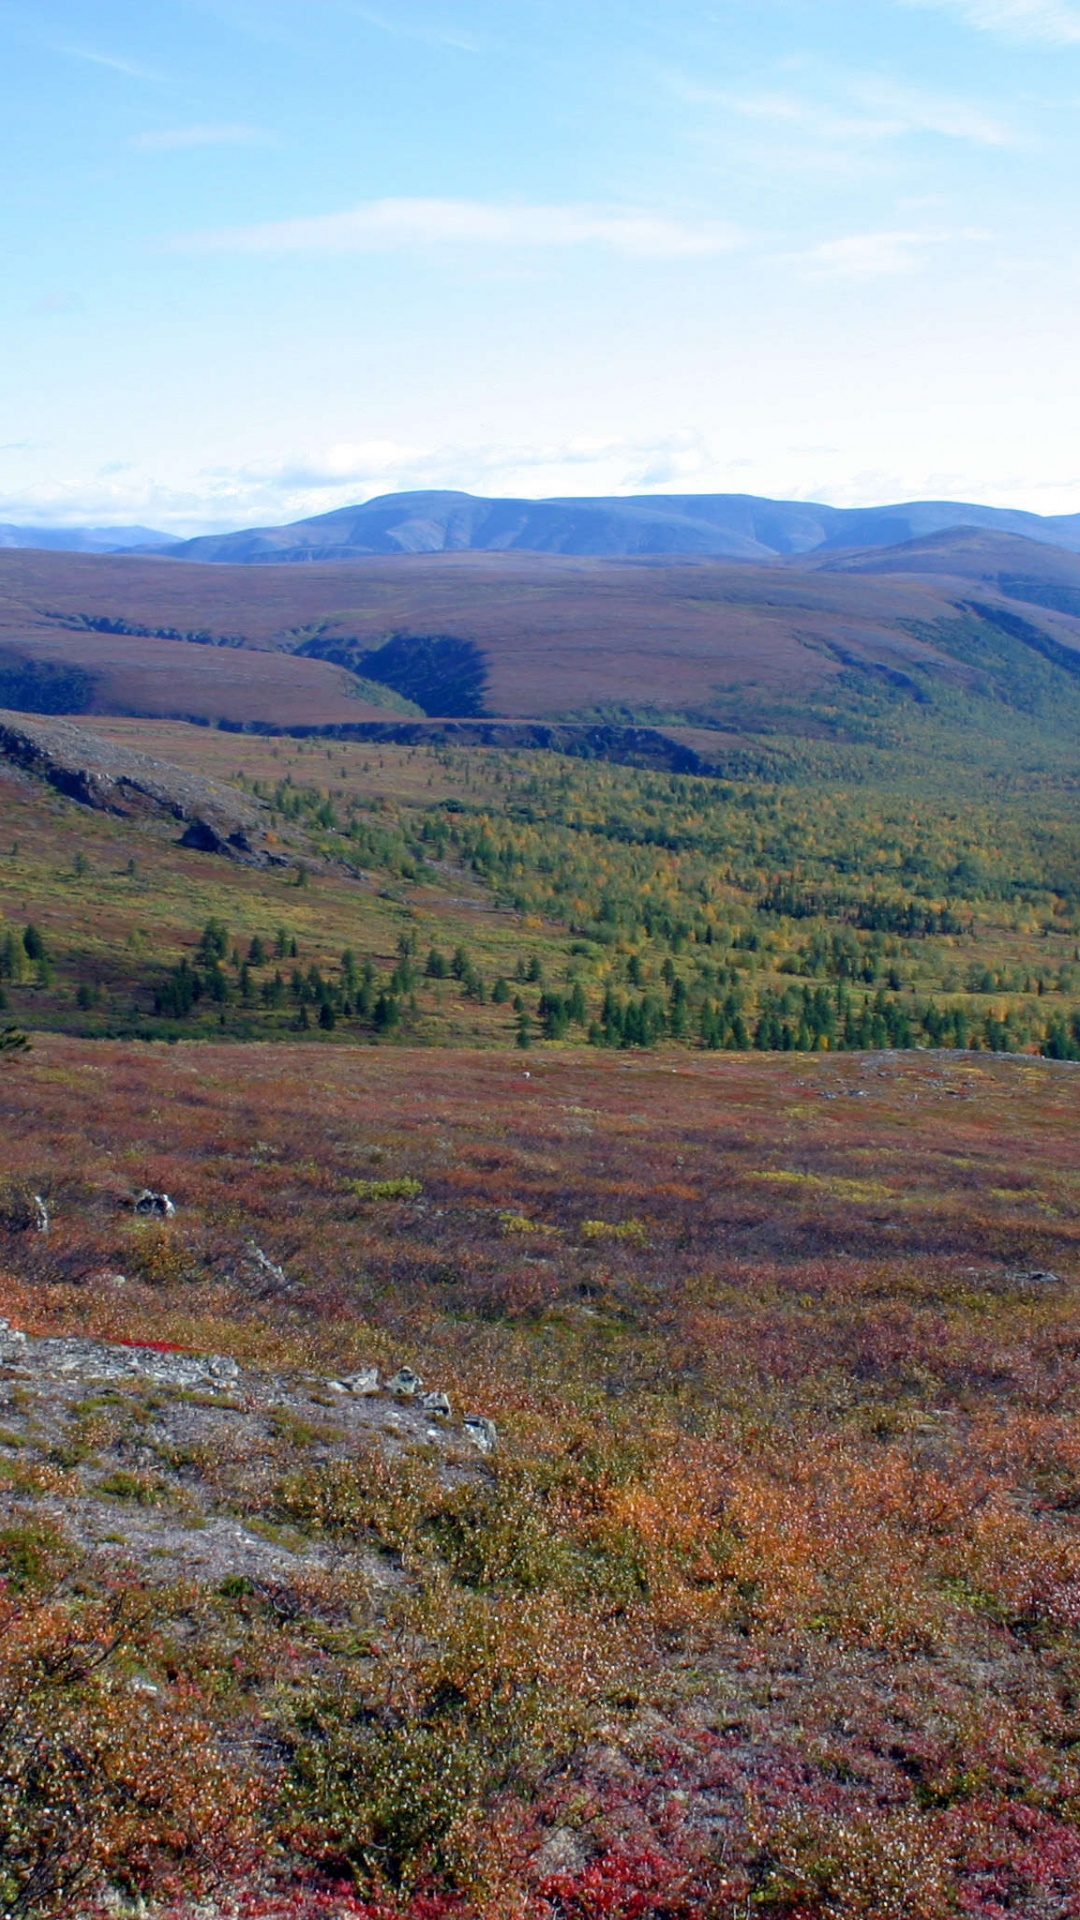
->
(463, 1414, 497, 1453)
(203, 1354, 241, 1382)
(533, 1827, 592, 1878)
(0, 1332, 486, 1595)
(242, 1242, 291, 1294)
(420, 1390, 452, 1418)
(1007, 1268, 1064, 1287)
(31, 1193, 49, 1233)
(0, 1317, 28, 1357)
(387, 1367, 423, 1397)
(133, 1189, 175, 1218)
(342, 1367, 381, 1396)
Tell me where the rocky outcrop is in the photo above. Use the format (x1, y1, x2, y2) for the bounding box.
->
(0, 708, 274, 861)
(0, 1322, 496, 1589)
(0, 1319, 240, 1390)
(0, 1318, 495, 1448)
(221, 715, 721, 775)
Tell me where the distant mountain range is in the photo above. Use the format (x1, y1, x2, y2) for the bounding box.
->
(0, 524, 179, 554)
(4, 492, 1080, 565)
(163, 490, 1080, 564)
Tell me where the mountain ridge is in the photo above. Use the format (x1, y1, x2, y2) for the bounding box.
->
(0, 523, 179, 554)
(162, 488, 1080, 565)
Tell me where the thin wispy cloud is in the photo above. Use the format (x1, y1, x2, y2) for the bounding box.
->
(179, 198, 742, 259)
(343, 4, 482, 52)
(135, 124, 270, 151)
(899, 0, 1080, 42)
(688, 75, 1013, 146)
(55, 46, 161, 81)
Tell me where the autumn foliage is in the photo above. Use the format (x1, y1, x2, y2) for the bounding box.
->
(2, 1033, 1080, 1916)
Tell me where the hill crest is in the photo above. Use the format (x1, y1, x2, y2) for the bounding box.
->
(164, 488, 1080, 565)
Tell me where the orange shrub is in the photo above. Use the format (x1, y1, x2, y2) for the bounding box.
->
(0, 1582, 263, 1918)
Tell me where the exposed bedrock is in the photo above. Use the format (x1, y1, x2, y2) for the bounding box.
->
(0, 707, 274, 861)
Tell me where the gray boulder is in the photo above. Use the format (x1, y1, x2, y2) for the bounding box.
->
(387, 1366, 423, 1397)
(342, 1367, 381, 1396)
(0, 1316, 28, 1357)
(134, 1189, 175, 1218)
(243, 1242, 291, 1293)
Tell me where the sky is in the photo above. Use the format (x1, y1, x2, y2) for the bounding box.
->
(1, 0, 1080, 533)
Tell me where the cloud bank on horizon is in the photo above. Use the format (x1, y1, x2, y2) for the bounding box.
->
(1, 0, 1078, 534)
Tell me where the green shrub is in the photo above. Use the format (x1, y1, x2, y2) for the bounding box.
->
(348, 1177, 422, 1201)
(580, 1217, 649, 1246)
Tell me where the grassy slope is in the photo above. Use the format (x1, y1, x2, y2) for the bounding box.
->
(3, 719, 1080, 1060)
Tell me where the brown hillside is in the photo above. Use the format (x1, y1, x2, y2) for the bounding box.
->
(0, 626, 390, 727)
(2, 542, 1080, 727)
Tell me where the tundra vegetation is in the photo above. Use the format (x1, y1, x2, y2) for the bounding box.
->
(2, 721, 1080, 1917)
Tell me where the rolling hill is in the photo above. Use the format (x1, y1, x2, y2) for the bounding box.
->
(1, 528, 1080, 761)
(165, 487, 1080, 564)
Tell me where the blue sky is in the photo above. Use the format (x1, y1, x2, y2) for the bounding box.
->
(1, 0, 1079, 531)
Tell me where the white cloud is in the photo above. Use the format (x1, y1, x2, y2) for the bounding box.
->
(234, 430, 715, 506)
(135, 124, 269, 151)
(0, 434, 718, 534)
(5, 428, 1080, 533)
(899, 0, 1080, 43)
(179, 197, 742, 259)
(791, 228, 986, 277)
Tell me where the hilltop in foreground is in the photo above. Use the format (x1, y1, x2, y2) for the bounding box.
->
(3, 1036, 1080, 1920)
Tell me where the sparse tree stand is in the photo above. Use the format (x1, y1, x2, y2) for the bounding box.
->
(22, 923, 49, 981)
(0, 928, 27, 983)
